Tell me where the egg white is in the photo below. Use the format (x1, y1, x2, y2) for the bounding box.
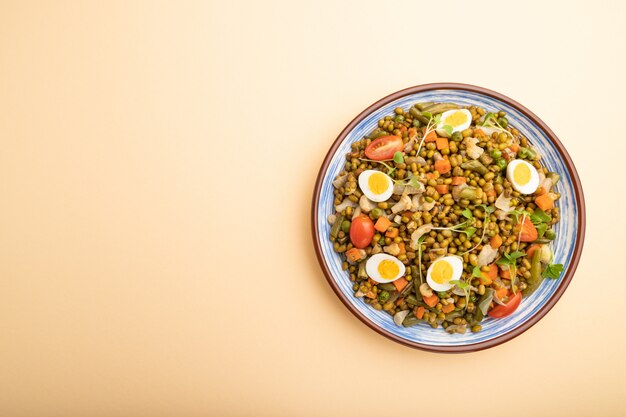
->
(365, 253, 406, 283)
(506, 159, 540, 194)
(437, 109, 472, 134)
(426, 256, 463, 292)
(358, 170, 394, 202)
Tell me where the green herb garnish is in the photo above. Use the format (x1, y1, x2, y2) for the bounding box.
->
(496, 251, 526, 294)
(472, 266, 483, 279)
(543, 263, 564, 279)
(530, 208, 551, 224)
(449, 279, 470, 312)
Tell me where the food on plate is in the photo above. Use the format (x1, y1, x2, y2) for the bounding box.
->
(328, 103, 564, 334)
(506, 159, 540, 194)
(366, 254, 406, 283)
(358, 170, 394, 202)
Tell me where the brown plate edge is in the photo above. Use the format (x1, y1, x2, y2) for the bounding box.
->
(310, 82, 586, 353)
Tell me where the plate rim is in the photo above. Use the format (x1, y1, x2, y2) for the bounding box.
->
(311, 82, 586, 353)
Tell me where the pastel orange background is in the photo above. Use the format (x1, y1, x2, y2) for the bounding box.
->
(1, 1, 625, 416)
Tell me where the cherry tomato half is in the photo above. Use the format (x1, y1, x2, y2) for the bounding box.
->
(488, 291, 522, 318)
(349, 215, 375, 249)
(364, 135, 403, 160)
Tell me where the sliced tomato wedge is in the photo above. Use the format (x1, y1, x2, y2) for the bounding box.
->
(364, 136, 403, 160)
(349, 215, 375, 249)
(488, 291, 522, 318)
(519, 216, 538, 242)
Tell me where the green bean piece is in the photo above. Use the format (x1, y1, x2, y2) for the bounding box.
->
(371, 208, 383, 219)
(402, 315, 422, 327)
(378, 290, 390, 303)
(474, 288, 494, 323)
(410, 106, 430, 124)
(490, 149, 502, 159)
(421, 102, 460, 114)
(461, 160, 488, 175)
(495, 158, 507, 170)
(379, 283, 397, 291)
(533, 238, 551, 244)
(459, 186, 483, 200)
(401, 280, 414, 296)
(415, 102, 435, 111)
(523, 248, 544, 296)
(544, 229, 556, 240)
(405, 294, 419, 306)
(330, 214, 344, 239)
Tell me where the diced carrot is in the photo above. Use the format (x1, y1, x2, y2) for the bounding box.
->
(423, 294, 439, 308)
(509, 144, 520, 153)
(415, 306, 425, 319)
(535, 193, 556, 211)
(426, 172, 437, 180)
(442, 303, 455, 314)
(365, 291, 376, 299)
(435, 184, 449, 194)
(495, 287, 508, 299)
(396, 297, 405, 306)
(474, 128, 486, 138)
(385, 228, 399, 238)
(490, 234, 503, 249)
(393, 277, 408, 292)
(480, 264, 498, 285)
(345, 248, 365, 263)
(368, 278, 377, 285)
(397, 242, 406, 254)
(485, 188, 497, 197)
(519, 215, 538, 242)
(434, 159, 451, 174)
(450, 176, 466, 185)
(423, 128, 437, 142)
(374, 217, 392, 233)
(500, 267, 511, 280)
(526, 244, 542, 259)
(436, 137, 449, 150)
(408, 127, 417, 139)
(399, 125, 407, 133)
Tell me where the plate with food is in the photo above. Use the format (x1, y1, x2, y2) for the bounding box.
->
(311, 83, 585, 352)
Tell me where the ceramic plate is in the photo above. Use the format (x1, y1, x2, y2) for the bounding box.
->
(311, 83, 585, 353)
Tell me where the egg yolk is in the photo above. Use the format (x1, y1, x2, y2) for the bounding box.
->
(368, 172, 389, 195)
(513, 163, 531, 185)
(431, 260, 453, 284)
(378, 259, 400, 280)
(443, 111, 468, 127)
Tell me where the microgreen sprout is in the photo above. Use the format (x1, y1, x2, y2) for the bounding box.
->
(358, 158, 397, 176)
(417, 235, 426, 284)
(461, 204, 495, 256)
(481, 112, 515, 140)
